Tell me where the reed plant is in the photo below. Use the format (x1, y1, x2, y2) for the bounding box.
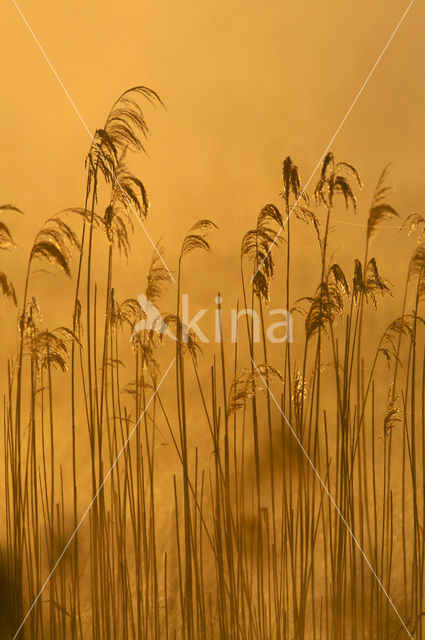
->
(1, 87, 425, 640)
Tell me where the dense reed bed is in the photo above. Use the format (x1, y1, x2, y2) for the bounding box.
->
(1, 87, 425, 639)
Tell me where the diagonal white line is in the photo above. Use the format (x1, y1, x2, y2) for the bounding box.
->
(252, 0, 415, 283)
(12, 357, 176, 640)
(251, 357, 413, 640)
(10, 0, 175, 283)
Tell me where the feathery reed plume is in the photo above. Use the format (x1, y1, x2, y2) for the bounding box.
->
(281, 155, 308, 205)
(86, 86, 161, 198)
(0, 220, 16, 250)
(292, 368, 306, 422)
(402, 213, 425, 244)
(407, 244, 425, 281)
(367, 166, 398, 242)
(228, 365, 282, 414)
(29, 215, 81, 279)
(379, 316, 414, 365)
(0, 204, 22, 305)
(179, 219, 218, 260)
(353, 256, 391, 306)
(145, 243, 173, 304)
(24, 324, 77, 373)
(242, 204, 283, 301)
(405, 244, 425, 305)
(314, 152, 362, 212)
(0, 204, 23, 216)
(127, 244, 172, 352)
(0, 272, 17, 305)
(281, 156, 318, 230)
(103, 154, 150, 256)
(382, 388, 401, 439)
(305, 263, 350, 339)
